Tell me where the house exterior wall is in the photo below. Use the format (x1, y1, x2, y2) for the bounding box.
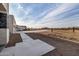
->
(7, 15, 16, 33)
(0, 3, 6, 12)
(0, 3, 9, 45)
(13, 15, 16, 33)
(3, 3, 9, 12)
(7, 15, 13, 33)
(16, 25, 27, 31)
(0, 29, 9, 45)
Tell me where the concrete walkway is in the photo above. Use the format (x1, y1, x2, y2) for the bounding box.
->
(15, 39, 55, 56)
(0, 32, 55, 56)
(0, 47, 15, 56)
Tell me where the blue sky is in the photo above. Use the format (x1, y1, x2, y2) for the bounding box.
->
(9, 3, 79, 28)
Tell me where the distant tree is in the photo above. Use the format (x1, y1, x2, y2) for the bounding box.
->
(50, 28, 53, 32)
(72, 27, 75, 32)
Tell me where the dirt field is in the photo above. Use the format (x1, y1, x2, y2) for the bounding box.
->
(27, 33, 79, 56)
(6, 33, 22, 47)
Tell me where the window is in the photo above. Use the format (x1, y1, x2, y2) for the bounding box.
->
(0, 13, 7, 28)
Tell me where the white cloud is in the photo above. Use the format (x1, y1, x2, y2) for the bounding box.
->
(34, 4, 78, 28)
(9, 3, 33, 27)
(42, 4, 76, 20)
(9, 3, 32, 18)
(17, 4, 32, 17)
(9, 3, 79, 28)
(36, 7, 54, 18)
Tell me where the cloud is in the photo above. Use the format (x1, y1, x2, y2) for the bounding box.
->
(9, 3, 32, 19)
(40, 4, 76, 20)
(9, 3, 79, 28)
(34, 4, 79, 28)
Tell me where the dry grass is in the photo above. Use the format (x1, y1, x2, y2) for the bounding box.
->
(40, 29, 79, 43)
(6, 33, 22, 47)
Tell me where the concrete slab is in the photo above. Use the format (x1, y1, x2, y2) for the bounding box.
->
(20, 32, 33, 41)
(0, 39, 55, 56)
(23, 30, 48, 33)
(16, 40, 35, 47)
(0, 47, 15, 56)
(16, 39, 49, 47)
(15, 39, 55, 56)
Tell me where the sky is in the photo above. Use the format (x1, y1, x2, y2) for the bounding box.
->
(9, 3, 79, 28)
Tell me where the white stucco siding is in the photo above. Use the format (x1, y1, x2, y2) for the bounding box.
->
(0, 3, 9, 45)
(0, 29, 9, 45)
(7, 15, 16, 33)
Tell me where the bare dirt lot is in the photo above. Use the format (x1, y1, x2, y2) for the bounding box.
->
(6, 33, 22, 47)
(27, 33, 79, 56)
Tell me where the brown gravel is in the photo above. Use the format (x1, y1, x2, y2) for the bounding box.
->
(26, 33, 79, 56)
(6, 33, 22, 47)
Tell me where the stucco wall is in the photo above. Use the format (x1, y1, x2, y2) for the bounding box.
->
(7, 15, 13, 33)
(0, 29, 9, 45)
(0, 3, 9, 45)
(7, 15, 16, 33)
